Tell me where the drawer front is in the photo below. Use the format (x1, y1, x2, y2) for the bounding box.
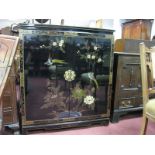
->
(122, 56, 140, 64)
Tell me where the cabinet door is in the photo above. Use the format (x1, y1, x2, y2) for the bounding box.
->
(118, 55, 142, 108)
(0, 35, 18, 130)
(122, 20, 153, 40)
(0, 35, 18, 93)
(130, 21, 142, 39)
(141, 20, 153, 40)
(0, 37, 15, 68)
(122, 21, 141, 39)
(122, 23, 131, 39)
(23, 34, 112, 122)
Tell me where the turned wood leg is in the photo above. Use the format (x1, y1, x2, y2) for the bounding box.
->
(140, 116, 148, 135)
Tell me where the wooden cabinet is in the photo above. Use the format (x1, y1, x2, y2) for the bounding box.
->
(0, 35, 19, 133)
(19, 24, 114, 133)
(122, 19, 153, 40)
(111, 52, 142, 122)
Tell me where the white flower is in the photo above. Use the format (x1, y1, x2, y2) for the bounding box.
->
(52, 42, 57, 46)
(59, 42, 63, 47)
(88, 72, 94, 80)
(94, 46, 97, 51)
(77, 43, 80, 46)
(91, 55, 95, 60)
(97, 58, 102, 63)
(87, 54, 91, 59)
(44, 58, 53, 66)
(64, 70, 76, 82)
(84, 95, 95, 105)
(60, 40, 64, 44)
(77, 50, 80, 54)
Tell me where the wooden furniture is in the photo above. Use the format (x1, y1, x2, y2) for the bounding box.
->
(122, 19, 153, 40)
(111, 39, 155, 122)
(114, 39, 155, 52)
(0, 35, 19, 134)
(111, 52, 142, 122)
(19, 24, 114, 133)
(139, 43, 155, 134)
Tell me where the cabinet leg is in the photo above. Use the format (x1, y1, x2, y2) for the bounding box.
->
(100, 120, 109, 126)
(111, 112, 120, 123)
(21, 129, 28, 135)
(13, 130, 20, 135)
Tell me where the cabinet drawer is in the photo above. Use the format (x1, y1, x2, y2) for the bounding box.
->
(119, 98, 142, 108)
(121, 56, 140, 64)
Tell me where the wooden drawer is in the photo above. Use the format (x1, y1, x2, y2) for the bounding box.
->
(121, 56, 140, 64)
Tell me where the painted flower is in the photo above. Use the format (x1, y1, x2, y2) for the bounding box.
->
(60, 40, 64, 44)
(91, 55, 96, 60)
(97, 58, 102, 63)
(87, 54, 91, 59)
(84, 95, 95, 105)
(52, 42, 57, 46)
(59, 42, 63, 47)
(44, 58, 53, 66)
(94, 46, 98, 51)
(88, 72, 94, 80)
(64, 70, 76, 82)
(77, 43, 80, 46)
(77, 50, 80, 54)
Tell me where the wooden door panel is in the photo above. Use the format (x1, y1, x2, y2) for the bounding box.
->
(122, 24, 131, 39)
(117, 55, 142, 108)
(0, 42, 8, 62)
(130, 21, 141, 39)
(0, 35, 19, 133)
(0, 38, 14, 67)
(122, 20, 153, 40)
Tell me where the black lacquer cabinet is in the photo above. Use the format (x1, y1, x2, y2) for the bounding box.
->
(19, 24, 114, 133)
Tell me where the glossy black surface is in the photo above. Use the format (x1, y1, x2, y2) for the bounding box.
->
(21, 25, 113, 122)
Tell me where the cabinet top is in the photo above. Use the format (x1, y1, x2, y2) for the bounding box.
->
(114, 52, 140, 56)
(18, 24, 114, 34)
(121, 19, 154, 25)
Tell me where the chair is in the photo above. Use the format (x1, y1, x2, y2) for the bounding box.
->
(139, 42, 155, 135)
